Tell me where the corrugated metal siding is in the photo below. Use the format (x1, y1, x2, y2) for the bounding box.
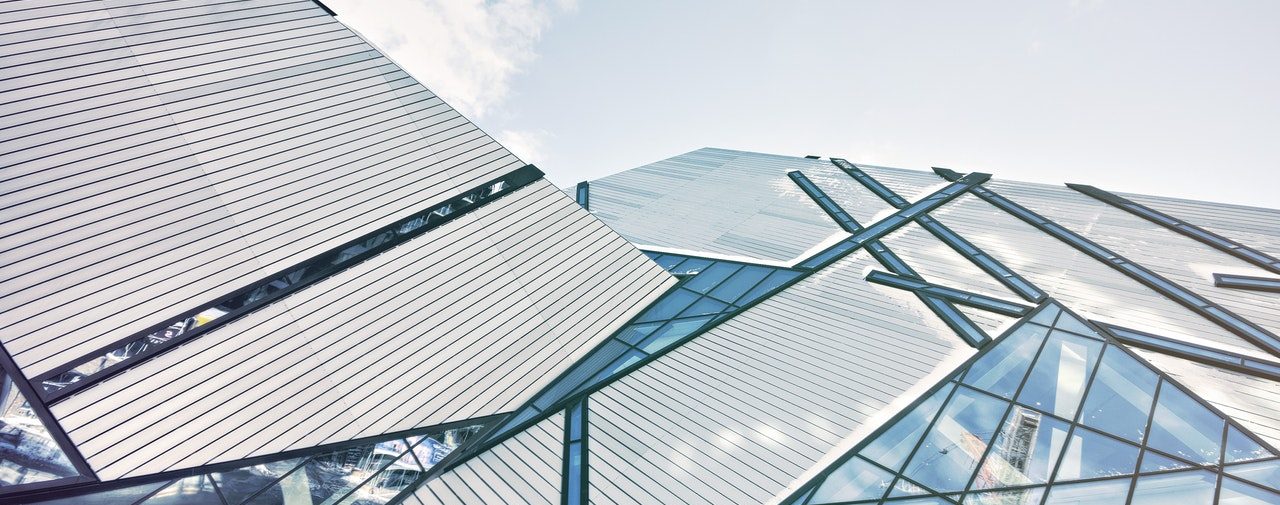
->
(986, 181, 1280, 339)
(585, 252, 974, 505)
(411, 413, 564, 505)
(934, 193, 1272, 359)
(790, 160, 893, 226)
(1119, 192, 1280, 258)
(877, 222, 1022, 302)
(587, 148, 846, 263)
(49, 181, 675, 480)
(1134, 350, 1280, 449)
(850, 163, 948, 202)
(0, 0, 523, 378)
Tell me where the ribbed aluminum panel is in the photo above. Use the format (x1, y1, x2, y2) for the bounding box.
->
(49, 181, 675, 480)
(1134, 350, 1280, 449)
(587, 148, 846, 263)
(878, 222, 1022, 302)
(850, 163, 948, 202)
(1120, 192, 1280, 258)
(0, 0, 523, 378)
(585, 252, 974, 504)
(790, 161, 893, 226)
(410, 413, 564, 505)
(935, 193, 1272, 359)
(986, 181, 1280, 340)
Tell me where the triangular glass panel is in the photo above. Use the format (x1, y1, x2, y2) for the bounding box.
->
(783, 486, 814, 505)
(141, 476, 222, 505)
(28, 480, 170, 505)
(616, 321, 663, 345)
(1129, 469, 1217, 505)
(1015, 330, 1103, 420)
(1225, 425, 1276, 464)
(1078, 346, 1158, 443)
(0, 370, 81, 488)
(650, 254, 684, 269)
(1138, 450, 1192, 472)
(886, 476, 931, 497)
(212, 457, 307, 505)
(1225, 459, 1280, 492)
(709, 265, 774, 304)
(1145, 381, 1224, 465)
(637, 315, 715, 352)
(1219, 476, 1280, 504)
(972, 406, 1070, 489)
(808, 456, 893, 504)
(679, 297, 730, 318)
(670, 257, 713, 276)
(964, 487, 1045, 505)
(1041, 477, 1130, 504)
(736, 269, 803, 307)
(1049, 311, 1102, 340)
(683, 262, 741, 294)
(1028, 305, 1060, 327)
(1053, 426, 1139, 481)
(900, 386, 1008, 493)
(961, 324, 1049, 399)
(635, 288, 701, 323)
(884, 497, 950, 504)
(861, 383, 955, 472)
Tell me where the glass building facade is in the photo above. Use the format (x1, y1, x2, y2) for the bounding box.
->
(3, 2, 1280, 505)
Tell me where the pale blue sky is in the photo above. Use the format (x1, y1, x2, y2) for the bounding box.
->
(329, 0, 1280, 208)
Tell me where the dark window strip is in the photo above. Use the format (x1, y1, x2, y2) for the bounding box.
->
(1097, 322, 1280, 381)
(932, 167, 1280, 358)
(2, 412, 503, 504)
(575, 181, 590, 211)
(1067, 184, 1280, 275)
(1214, 273, 1280, 293)
(561, 399, 588, 505)
(865, 270, 1033, 318)
(832, 158, 1045, 303)
(790, 170, 991, 347)
(38, 165, 544, 404)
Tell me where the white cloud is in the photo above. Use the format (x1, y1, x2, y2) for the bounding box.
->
(325, 0, 575, 119)
(496, 128, 551, 165)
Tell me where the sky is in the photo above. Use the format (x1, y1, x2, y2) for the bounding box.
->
(325, 0, 1280, 208)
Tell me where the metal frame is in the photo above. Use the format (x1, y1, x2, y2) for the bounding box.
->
(37, 165, 544, 403)
(1067, 183, 1280, 274)
(560, 398, 589, 505)
(575, 181, 590, 211)
(0, 345, 97, 496)
(864, 270, 1033, 318)
(1213, 273, 1280, 293)
(933, 167, 1280, 358)
(1096, 322, 1280, 382)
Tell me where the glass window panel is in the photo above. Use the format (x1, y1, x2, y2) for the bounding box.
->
(1028, 305, 1060, 327)
(301, 440, 416, 504)
(708, 265, 772, 304)
(1078, 347, 1158, 442)
(211, 457, 307, 505)
(783, 487, 814, 505)
(671, 257, 713, 276)
(1145, 382, 1224, 465)
(860, 383, 955, 472)
(1139, 450, 1191, 472)
(973, 407, 1070, 489)
(1051, 313, 1101, 339)
(962, 324, 1049, 399)
(886, 476, 931, 497)
(0, 371, 80, 487)
(566, 442, 584, 505)
(339, 450, 422, 505)
(589, 350, 647, 386)
(1225, 459, 1280, 491)
(964, 487, 1045, 505)
(616, 322, 663, 345)
(678, 297, 730, 319)
(1225, 426, 1275, 464)
(902, 386, 1008, 493)
(652, 254, 685, 269)
(736, 269, 803, 307)
(1220, 476, 1280, 504)
(637, 315, 714, 353)
(1042, 477, 1130, 505)
(809, 456, 893, 504)
(635, 288, 701, 323)
(141, 476, 222, 505)
(1054, 426, 1139, 481)
(682, 262, 741, 294)
(1015, 331, 1103, 419)
(28, 480, 170, 505)
(1129, 470, 1217, 505)
(884, 498, 950, 504)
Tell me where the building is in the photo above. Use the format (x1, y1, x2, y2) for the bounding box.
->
(2, 1, 1279, 504)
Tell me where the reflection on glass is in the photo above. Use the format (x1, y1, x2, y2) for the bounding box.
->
(1042, 478, 1130, 504)
(1146, 383, 1224, 465)
(1028, 305, 1060, 327)
(1219, 476, 1280, 504)
(902, 387, 1006, 492)
(1225, 459, 1280, 490)
(962, 325, 1048, 399)
(1054, 427, 1139, 481)
(965, 487, 1045, 505)
(861, 383, 955, 472)
(972, 407, 1069, 489)
(1051, 313, 1101, 339)
(808, 456, 892, 504)
(1015, 331, 1102, 420)
(1130, 470, 1218, 505)
(1079, 348, 1157, 442)
(1138, 450, 1191, 472)
(1225, 426, 1275, 464)
(213, 457, 307, 505)
(30, 479, 168, 505)
(142, 476, 221, 505)
(0, 371, 79, 488)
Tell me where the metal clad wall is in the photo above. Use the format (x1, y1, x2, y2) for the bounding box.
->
(792, 161, 893, 225)
(409, 413, 564, 505)
(586, 253, 973, 504)
(50, 181, 675, 479)
(1134, 350, 1280, 448)
(1120, 192, 1280, 257)
(878, 222, 1023, 302)
(935, 193, 1272, 359)
(587, 148, 845, 263)
(987, 181, 1280, 338)
(849, 163, 948, 202)
(0, 0, 522, 378)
